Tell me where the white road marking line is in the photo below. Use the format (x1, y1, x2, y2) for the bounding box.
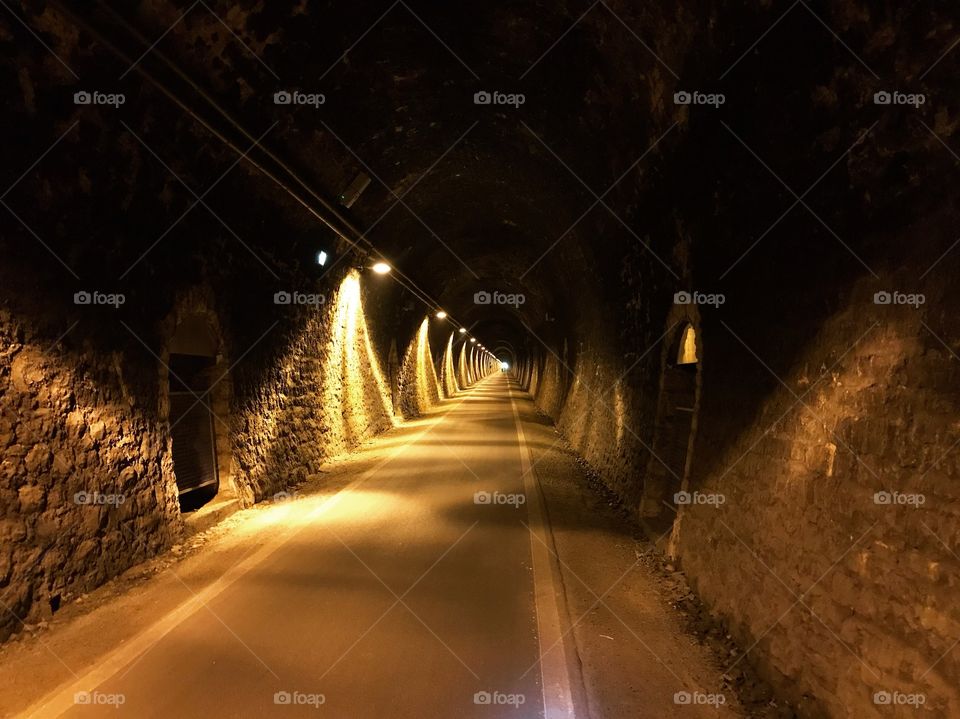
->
(508, 379, 577, 719)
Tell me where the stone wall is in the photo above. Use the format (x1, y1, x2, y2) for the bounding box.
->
(456, 343, 476, 390)
(672, 264, 960, 718)
(0, 305, 180, 641)
(439, 333, 458, 398)
(0, 262, 465, 642)
(530, 224, 960, 719)
(229, 271, 399, 505)
(397, 318, 442, 418)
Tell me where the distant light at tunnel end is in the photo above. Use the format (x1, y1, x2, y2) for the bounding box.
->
(500, 361, 509, 371)
(371, 261, 391, 274)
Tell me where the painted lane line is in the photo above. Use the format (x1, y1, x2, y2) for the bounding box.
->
(508, 379, 577, 719)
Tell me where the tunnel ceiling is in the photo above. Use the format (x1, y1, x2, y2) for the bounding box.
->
(12, 0, 928, 363)
(11, 0, 689, 354)
(193, 0, 681, 337)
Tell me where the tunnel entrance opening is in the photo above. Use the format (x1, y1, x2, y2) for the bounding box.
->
(166, 313, 234, 513)
(640, 322, 700, 532)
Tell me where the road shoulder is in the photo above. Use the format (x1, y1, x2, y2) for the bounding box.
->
(514, 389, 745, 719)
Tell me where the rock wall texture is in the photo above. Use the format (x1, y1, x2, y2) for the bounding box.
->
(228, 271, 399, 506)
(676, 272, 960, 718)
(0, 308, 181, 638)
(397, 318, 442, 418)
(0, 260, 468, 642)
(532, 230, 960, 719)
(439, 333, 458, 399)
(456, 343, 476, 390)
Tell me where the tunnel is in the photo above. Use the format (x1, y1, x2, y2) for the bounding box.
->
(1, 1, 959, 717)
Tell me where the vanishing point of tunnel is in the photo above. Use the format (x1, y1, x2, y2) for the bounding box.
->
(1, 2, 958, 718)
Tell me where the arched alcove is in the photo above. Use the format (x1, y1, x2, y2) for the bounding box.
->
(640, 319, 702, 532)
(166, 312, 235, 512)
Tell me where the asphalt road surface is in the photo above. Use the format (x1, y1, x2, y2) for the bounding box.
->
(43, 374, 570, 718)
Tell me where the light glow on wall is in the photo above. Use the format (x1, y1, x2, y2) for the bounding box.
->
(322, 271, 397, 446)
(677, 324, 699, 365)
(397, 316, 442, 415)
(441, 332, 458, 397)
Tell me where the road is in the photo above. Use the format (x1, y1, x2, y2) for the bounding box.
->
(35, 374, 573, 718)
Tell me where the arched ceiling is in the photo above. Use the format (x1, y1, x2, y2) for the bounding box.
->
(121, 0, 686, 350)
